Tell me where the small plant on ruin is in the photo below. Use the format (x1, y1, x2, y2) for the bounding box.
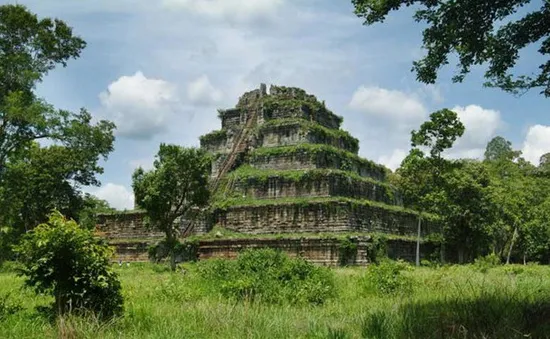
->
(14, 211, 123, 318)
(198, 248, 336, 305)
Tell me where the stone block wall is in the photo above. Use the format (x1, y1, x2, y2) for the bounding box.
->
(259, 123, 358, 154)
(262, 104, 342, 130)
(233, 174, 400, 205)
(250, 151, 386, 182)
(215, 201, 438, 237)
(108, 237, 439, 265)
(96, 211, 163, 239)
(198, 237, 370, 266)
(220, 109, 245, 130)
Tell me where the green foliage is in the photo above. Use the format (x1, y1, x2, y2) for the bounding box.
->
(338, 238, 358, 266)
(411, 109, 465, 160)
(197, 248, 336, 305)
(148, 239, 199, 263)
(133, 144, 210, 270)
(250, 144, 386, 178)
(257, 118, 359, 153)
(0, 293, 22, 321)
(473, 253, 502, 273)
(353, 0, 550, 97)
(199, 129, 227, 145)
(0, 5, 115, 257)
(361, 259, 413, 295)
(484, 136, 518, 162)
(1, 263, 550, 337)
(14, 211, 123, 318)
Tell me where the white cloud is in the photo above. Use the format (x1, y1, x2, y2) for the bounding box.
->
(349, 86, 427, 123)
(187, 75, 223, 106)
(378, 149, 407, 171)
(446, 105, 502, 159)
(522, 125, 550, 165)
(99, 71, 181, 139)
(89, 183, 135, 210)
(162, 0, 284, 24)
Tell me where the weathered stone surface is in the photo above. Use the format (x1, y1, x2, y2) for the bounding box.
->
(96, 211, 163, 239)
(215, 201, 438, 237)
(198, 237, 370, 266)
(233, 173, 401, 205)
(106, 237, 437, 265)
(249, 149, 387, 182)
(98, 84, 440, 267)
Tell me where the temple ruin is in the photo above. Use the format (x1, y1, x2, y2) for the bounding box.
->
(96, 84, 440, 265)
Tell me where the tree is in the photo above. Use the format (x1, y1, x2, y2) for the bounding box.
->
(0, 5, 115, 253)
(484, 136, 517, 162)
(540, 152, 550, 174)
(399, 109, 465, 264)
(0, 4, 94, 169)
(352, 0, 550, 97)
(132, 144, 211, 270)
(15, 211, 124, 318)
(411, 109, 465, 164)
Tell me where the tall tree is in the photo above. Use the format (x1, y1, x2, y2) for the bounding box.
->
(484, 136, 518, 162)
(399, 109, 465, 263)
(0, 4, 100, 170)
(0, 5, 115, 259)
(352, 0, 550, 97)
(132, 144, 211, 270)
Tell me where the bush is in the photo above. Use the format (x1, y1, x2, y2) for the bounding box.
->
(0, 293, 23, 321)
(362, 259, 413, 295)
(148, 239, 199, 264)
(473, 253, 501, 273)
(197, 248, 335, 305)
(14, 211, 123, 318)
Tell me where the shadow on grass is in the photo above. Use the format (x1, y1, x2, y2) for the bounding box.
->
(362, 295, 550, 339)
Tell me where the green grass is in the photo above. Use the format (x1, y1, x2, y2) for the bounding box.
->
(1, 262, 549, 338)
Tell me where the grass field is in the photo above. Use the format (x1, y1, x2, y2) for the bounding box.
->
(1, 260, 549, 339)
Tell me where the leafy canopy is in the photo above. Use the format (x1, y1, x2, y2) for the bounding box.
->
(15, 211, 124, 318)
(352, 0, 550, 97)
(0, 5, 115, 245)
(133, 144, 211, 269)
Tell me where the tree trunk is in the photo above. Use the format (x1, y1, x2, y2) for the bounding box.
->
(416, 215, 422, 267)
(458, 247, 465, 264)
(506, 227, 518, 265)
(170, 251, 177, 272)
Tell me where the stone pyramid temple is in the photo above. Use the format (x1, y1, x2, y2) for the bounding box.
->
(97, 84, 440, 265)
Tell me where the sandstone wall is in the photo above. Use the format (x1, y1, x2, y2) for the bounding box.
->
(198, 237, 370, 266)
(108, 237, 438, 265)
(216, 201, 438, 237)
(96, 212, 163, 239)
(250, 152, 386, 182)
(234, 174, 401, 205)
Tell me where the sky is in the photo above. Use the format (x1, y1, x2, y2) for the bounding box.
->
(13, 0, 550, 210)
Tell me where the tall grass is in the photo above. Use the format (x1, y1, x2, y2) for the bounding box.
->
(0, 260, 549, 338)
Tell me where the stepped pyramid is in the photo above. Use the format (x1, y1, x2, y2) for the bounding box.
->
(96, 84, 440, 265)
(195, 84, 439, 264)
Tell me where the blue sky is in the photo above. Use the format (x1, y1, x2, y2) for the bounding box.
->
(15, 0, 550, 209)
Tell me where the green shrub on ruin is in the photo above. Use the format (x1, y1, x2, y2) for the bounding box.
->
(249, 144, 386, 177)
(257, 118, 359, 153)
(197, 248, 336, 305)
(199, 129, 228, 145)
